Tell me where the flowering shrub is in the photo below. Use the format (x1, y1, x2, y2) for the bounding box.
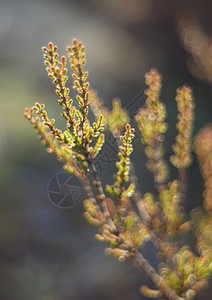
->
(24, 39, 212, 300)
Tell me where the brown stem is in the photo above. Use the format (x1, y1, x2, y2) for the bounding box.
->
(179, 168, 187, 215)
(85, 153, 117, 232)
(82, 175, 96, 203)
(133, 251, 184, 300)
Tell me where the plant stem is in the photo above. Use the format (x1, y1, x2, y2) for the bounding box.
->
(179, 168, 187, 215)
(85, 152, 117, 232)
(133, 251, 184, 300)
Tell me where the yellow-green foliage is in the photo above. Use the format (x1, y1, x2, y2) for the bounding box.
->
(89, 89, 129, 137)
(25, 40, 212, 300)
(170, 86, 195, 169)
(136, 69, 169, 187)
(160, 180, 183, 238)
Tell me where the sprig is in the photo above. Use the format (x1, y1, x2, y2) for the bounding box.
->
(136, 69, 169, 192)
(171, 86, 195, 169)
(106, 124, 135, 214)
(25, 40, 212, 300)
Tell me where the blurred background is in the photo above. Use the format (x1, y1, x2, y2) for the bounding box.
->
(0, 0, 212, 299)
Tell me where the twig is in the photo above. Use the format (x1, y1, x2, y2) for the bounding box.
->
(86, 152, 117, 232)
(133, 251, 184, 300)
(179, 168, 187, 215)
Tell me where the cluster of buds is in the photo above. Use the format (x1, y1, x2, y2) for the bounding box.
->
(136, 69, 168, 188)
(106, 124, 135, 218)
(159, 246, 211, 299)
(170, 86, 195, 169)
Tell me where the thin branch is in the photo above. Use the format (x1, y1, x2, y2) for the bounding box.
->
(85, 152, 117, 232)
(133, 251, 184, 300)
(179, 167, 187, 215)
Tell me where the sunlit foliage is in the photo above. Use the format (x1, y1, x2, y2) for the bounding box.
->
(25, 40, 212, 300)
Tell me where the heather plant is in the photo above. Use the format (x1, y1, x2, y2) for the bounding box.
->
(24, 39, 212, 300)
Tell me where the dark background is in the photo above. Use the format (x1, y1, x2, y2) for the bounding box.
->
(0, 0, 212, 299)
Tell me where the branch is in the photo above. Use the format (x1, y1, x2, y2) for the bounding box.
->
(86, 152, 117, 232)
(133, 251, 184, 300)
